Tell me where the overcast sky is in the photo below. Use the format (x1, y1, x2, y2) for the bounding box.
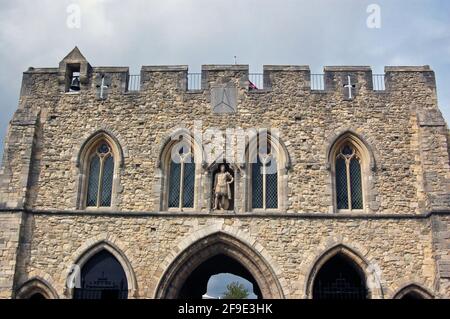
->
(0, 0, 449, 163)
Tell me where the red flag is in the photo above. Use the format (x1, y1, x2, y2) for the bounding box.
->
(249, 81, 258, 90)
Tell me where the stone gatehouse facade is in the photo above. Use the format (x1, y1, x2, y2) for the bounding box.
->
(0, 47, 449, 299)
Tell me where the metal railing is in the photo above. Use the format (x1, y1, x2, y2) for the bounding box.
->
(127, 73, 386, 92)
(127, 75, 141, 92)
(73, 279, 128, 300)
(73, 288, 128, 300)
(313, 279, 368, 300)
(372, 74, 386, 91)
(249, 73, 264, 90)
(311, 74, 325, 90)
(188, 73, 202, 90)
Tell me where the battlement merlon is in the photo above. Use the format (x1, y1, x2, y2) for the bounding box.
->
(140, 65, 188, 91)
(17, 48, 438, 98)
(385, 65, 436, 90)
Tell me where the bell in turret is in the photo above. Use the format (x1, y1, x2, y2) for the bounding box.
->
(70, 75, 81, 91)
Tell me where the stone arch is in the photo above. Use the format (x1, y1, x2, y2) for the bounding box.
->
(156, 128, 205, 169)
(245, 130, 292, 170)
(66, 240, 137, 299)
(76, 129, 126, 169)
(392, 283, 434, 299)
(305, 244, 383, 299)
(325, 129, 377, 171)
(15, 277, 59, 299)
(154, 231, 285, 299)
(326, 130, 376, 213)
(245, 130, 291, 212)
(74, 129, 125, 209)
(156, 128, 205, 211)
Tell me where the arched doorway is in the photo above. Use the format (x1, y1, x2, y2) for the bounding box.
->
(155, 232, 284, 299)
(74, 250, 128, 299)
(29, 293, 46, 300)
(312, 254, 368, 300)
(393, 284, 433, 299)
(179, 254, 259, 299)
(15, 277, 59, 299)
(400, 292, 424, 300)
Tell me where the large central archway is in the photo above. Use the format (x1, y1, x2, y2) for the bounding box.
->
(155, 232, 284, 299)
(179, 254, 260, 299)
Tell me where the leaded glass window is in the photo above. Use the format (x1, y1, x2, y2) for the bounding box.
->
(168, 162, 181, 208)
(251, 137, 278, 210)
(336, 158, 348, 210)
(252, 157, 264, 209)
(86, 142, 114, 208)
(87, 157, 100, 207)
(167, 146, 195, 210)
(183, 161, 195, 208)
(266, 158, 278, 209)
(101, 156, 114, 207)
(335, 144, 363, 210)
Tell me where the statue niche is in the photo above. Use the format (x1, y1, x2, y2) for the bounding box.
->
(212, 163, 234, 211)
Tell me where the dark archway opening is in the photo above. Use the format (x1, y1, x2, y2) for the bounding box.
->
(29, 293, 46, 300)
(74, 250, 128, 300)
(178, 254, 260, 299)
(400, 292, 424, 300)
(313, 254, 368, 300)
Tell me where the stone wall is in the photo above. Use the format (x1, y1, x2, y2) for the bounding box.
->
(432, 215, 450, 296)
(0, 49, 449, 299)
(6, 64, 444, 214)
(14, 213, 436, 299)
(0, 212, 23, 298)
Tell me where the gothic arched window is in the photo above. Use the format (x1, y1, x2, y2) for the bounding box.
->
(86, 142, 115, 208)
(334, 141, 364, 211)
(77, 131, 123, 210)
(167, 144, 196, 210)
(249, 134, 280, 210)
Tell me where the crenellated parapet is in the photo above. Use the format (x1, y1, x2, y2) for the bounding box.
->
(17, 48, 438, 104)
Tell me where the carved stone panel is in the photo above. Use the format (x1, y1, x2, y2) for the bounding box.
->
(211, 85, 237, 114)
